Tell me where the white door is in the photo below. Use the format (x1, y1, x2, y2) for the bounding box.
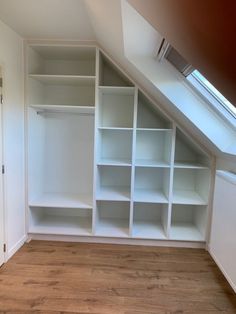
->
(209, 170, 236, 293)
(0, 81, 5, 266)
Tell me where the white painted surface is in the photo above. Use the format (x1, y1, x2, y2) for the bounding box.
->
(0, 82, 4, 266)
(0, 19, 25, 260)
(0, 0, 95, 40)
(209, 171, 236, 292)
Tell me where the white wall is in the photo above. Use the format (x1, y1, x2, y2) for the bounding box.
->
(0, 19, 25, 259)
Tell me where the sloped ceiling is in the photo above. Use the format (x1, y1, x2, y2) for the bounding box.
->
(128, 0, 236, 106)
(0, 0, 95, 40)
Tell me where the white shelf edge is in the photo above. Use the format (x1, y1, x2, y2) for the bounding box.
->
(136, 128, 172, 132)
(29, 104, 95, 114)
(98, 127, 133, 131)
(98, 86, 135, 95)
(29, 74, 96, 79)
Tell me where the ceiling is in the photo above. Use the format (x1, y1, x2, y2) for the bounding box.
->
(128, 0, 236, 106)
(0, 0, 95, 40)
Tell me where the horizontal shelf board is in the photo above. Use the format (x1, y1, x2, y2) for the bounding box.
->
(29, 74, 95, 86)
(135, 159, 170, 168)
(30, 104, 95, 114)
(172, 190, 207, 205)
(29, 193, 93, 209)
(29, 216, 92, 236)
(134, 189, 169, 203)
(174, 162, 208, 169)
(98, 86, 135, 95)
(170, 223, 205, 241)
(136, 128, 172, 132)
(96, 187, 130, 201)
(132, 221, 166, 239)
(97, 158, 131, 167)
(98, 127, 133, 131)
(95, 218, 129, 237)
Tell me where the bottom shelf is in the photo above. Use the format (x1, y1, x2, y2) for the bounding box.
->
(132, 221, 166, 239)
(170, 223, 204, 241)
(95, 218, 129, 237)
(29, 207, 92, 236)
(95, 200, 130, 237)
(170, 204, 207, 241)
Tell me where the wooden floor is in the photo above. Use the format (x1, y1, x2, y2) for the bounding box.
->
(0, 241, 235, 313)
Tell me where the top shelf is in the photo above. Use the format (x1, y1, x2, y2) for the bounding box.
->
(29, 74, 96, 86)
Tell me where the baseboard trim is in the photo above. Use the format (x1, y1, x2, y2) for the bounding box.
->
(6, 234, 27, 261)
(29, 233, 206, 249)
(209, 248, 236, 293)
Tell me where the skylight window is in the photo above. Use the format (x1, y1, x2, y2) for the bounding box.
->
(188, 70, 236, 118)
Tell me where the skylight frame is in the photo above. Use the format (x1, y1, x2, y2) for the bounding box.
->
(186, 71, 236, 129)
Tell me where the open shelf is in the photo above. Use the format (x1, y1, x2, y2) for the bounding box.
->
(174, 128, 210, 168)
(97, 166, 131, 201)
(99, 52, 133, 87)
(28, 45, 96, 76)
(170, 205, 207, 241)
(28, 108, 94, 209)
(30, 104, 95, 114)
(97, 129, 132, 166)
(135, 130, 172, 167)
(98, 88, 134, 128)
(172, 168, 210, 205)
(29, 193, 93, 209)
(134, 168, 170, 203)
(28, 76, 95, 107)
(137, 92, 172, 129)
(132, 203, 168, 239)
(95, 201, 130, 237)
(29, 207, 92, 236)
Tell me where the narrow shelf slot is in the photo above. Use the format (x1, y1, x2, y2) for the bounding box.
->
(134, 168, 170, 203)
(132, 203, 168, 239)
(97, 166, 131, 201)
(97, 129, 132, 166)
(135, 130, 172, 167)
(95, 201, 130, 237)
(170, 205, 207, 241)
(29, 207, 92, 236)
(98, 89, 134, 128)
(172, 169, 210, 205)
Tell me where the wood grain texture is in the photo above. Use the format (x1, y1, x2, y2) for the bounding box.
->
(0, 240, 235, 313)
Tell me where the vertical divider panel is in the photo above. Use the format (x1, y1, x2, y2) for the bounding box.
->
(92, 48, 100, 235)
(129, 87, 138, 237)
(167, 123, 176, 238)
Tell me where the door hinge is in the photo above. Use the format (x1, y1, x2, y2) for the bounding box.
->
(2, 165, 4, 174)
(3, 244, 6, 253)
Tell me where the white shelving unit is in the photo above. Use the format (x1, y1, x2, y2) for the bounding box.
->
(26, 45, 212, 243)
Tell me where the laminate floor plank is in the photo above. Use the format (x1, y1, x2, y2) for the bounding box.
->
(0, 241, 235, 313)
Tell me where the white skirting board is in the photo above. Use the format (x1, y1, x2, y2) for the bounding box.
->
(209, 248, 236, 293)
(6, 234, 27, 261)
(28, 234, 206, 249)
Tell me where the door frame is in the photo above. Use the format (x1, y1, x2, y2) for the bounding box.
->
(0, 64, 6, 266)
